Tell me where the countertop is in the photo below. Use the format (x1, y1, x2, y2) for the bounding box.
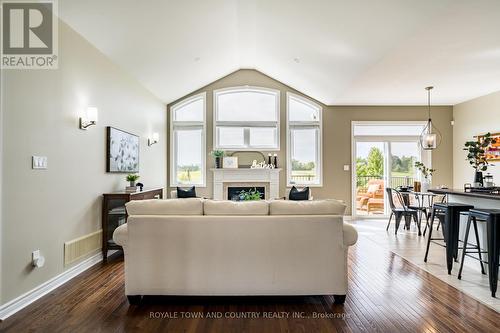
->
(429, 188, 500, 201)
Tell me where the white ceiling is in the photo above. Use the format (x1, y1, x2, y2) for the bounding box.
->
(59, 0, 500, 105)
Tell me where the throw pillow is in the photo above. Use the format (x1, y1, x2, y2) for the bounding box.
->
(289, 186, 310, 201)
(177, 186, 196, 198)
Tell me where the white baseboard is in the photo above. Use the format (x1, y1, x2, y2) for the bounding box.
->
(0, 252, 104, 321)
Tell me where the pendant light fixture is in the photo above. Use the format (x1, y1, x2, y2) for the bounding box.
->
(419, 86, 442, 150)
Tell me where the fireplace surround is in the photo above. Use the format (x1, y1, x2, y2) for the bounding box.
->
(211, 168, 281, 200)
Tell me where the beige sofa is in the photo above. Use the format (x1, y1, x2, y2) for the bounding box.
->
(113, 198, 358, 305)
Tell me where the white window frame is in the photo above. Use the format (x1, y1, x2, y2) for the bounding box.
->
(286, 92, 323, 187)
(170, 92, 206, 187)
(213, 86, 280, 151)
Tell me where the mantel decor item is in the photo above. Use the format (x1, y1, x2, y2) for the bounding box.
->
(210, 150, 225, 168)
(250, 160, 275, 169)
(107, 127, 139, 173)
(229, 151, 266, 167)
(419, 86, 442, 150)
(464, 132, 497, 187)
(222, 156, 238, 169)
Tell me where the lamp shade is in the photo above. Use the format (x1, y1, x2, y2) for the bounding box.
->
(421, 133, 437, 150)
(86, 107, 98, 122)
(418, 86, 441, 150)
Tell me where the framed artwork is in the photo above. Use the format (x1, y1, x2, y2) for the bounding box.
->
(223, 156, 238, 168)
(106, 127, 140, 172)
(478, 132, 500, 161)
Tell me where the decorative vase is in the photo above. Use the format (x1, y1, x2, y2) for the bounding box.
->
(273, 154, 278, 168)
(129, 181, 136, 187)
(474, 171, 483, 187)
(215, 157, 222, 169)
(421, 179, 430, 193)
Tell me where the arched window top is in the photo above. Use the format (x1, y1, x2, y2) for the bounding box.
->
(172, 93, 205, 122)
(287, 93, 321, 123)
(215, 87, 279, 122)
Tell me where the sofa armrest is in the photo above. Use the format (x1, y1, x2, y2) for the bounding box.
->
(343, 223, 358, 247)
(113, 224, 128, 247)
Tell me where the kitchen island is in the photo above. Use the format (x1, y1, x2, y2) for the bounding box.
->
(429, 188, 500, 205)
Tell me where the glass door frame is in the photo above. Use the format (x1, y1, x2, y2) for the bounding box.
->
(351, 121, 431, 219)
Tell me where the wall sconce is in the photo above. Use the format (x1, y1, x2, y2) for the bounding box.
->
(148, 132, 159, 146)
(79, 107, 98, 130)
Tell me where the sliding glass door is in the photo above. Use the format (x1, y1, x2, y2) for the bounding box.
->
(354, 141, 387, 216)
(352, 122, 430, 218)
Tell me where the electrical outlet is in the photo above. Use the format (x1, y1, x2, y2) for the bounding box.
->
(32, 156, 48, 169)
(32, 250, 45, 267)
(343, 165, 350, 171)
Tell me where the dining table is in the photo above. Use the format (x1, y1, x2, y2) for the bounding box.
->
(399, 190, 440, 231)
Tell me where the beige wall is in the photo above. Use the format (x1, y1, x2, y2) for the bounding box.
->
(453, 91, 500, 187)
(167, 69, 454, 213)
(0, 21, 166, 304)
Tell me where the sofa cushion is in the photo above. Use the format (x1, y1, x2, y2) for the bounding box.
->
(269, 199, 346, 215)
(204, 200, 269, 215)
(126, 198, 204, 215)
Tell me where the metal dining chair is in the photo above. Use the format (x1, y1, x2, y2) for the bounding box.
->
(386, 188, 421, 235)
(409, 192, 429, 233)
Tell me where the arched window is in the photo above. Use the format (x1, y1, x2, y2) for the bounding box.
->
(287, 93, 322, 186)
(170, 92, 206, 186)
(214, 87, 280, 150)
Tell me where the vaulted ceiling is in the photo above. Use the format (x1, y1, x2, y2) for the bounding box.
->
(60, 0, 500, 105)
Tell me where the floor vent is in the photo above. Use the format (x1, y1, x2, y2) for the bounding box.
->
(64, 230, 102, 266)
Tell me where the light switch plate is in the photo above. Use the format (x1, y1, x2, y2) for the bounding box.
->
(343, 164, 350, 171)
(32, 156, 48, 169)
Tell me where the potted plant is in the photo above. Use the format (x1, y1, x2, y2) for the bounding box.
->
(414, 161, 436, 192)
(463, 133, 497, 187)
(239, 188, 262, 201)
(126, 174, 140, 187)
(211, 150, 225, 168)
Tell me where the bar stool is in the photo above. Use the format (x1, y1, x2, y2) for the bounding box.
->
(458, 209, 500, 297)
(424, 203, 474, 274)
(423, 194, 446, 237)
(457, 211, 486, 278)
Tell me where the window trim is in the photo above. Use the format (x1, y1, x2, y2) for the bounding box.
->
(170, 92, 206, 187)
(286, 92, 323, 187)
(213, 86, 280, 151)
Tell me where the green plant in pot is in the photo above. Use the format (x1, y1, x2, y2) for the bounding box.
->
(414, 161, 436, 192)
(239, 188, 262, 201)
(126, 174, 140, 187)
(463, 132, 497, 186)
(211, 150, 225, 168)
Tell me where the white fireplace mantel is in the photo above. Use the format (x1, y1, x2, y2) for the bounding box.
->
(210, 168, 282, 200)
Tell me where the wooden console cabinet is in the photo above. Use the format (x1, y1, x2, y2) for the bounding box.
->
(101, 188, 163, 262)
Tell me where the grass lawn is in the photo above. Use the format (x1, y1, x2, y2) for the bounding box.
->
(177, 170, 201, 183)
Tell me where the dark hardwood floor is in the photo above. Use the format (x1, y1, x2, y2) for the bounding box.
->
(1, 236, 499, 333)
